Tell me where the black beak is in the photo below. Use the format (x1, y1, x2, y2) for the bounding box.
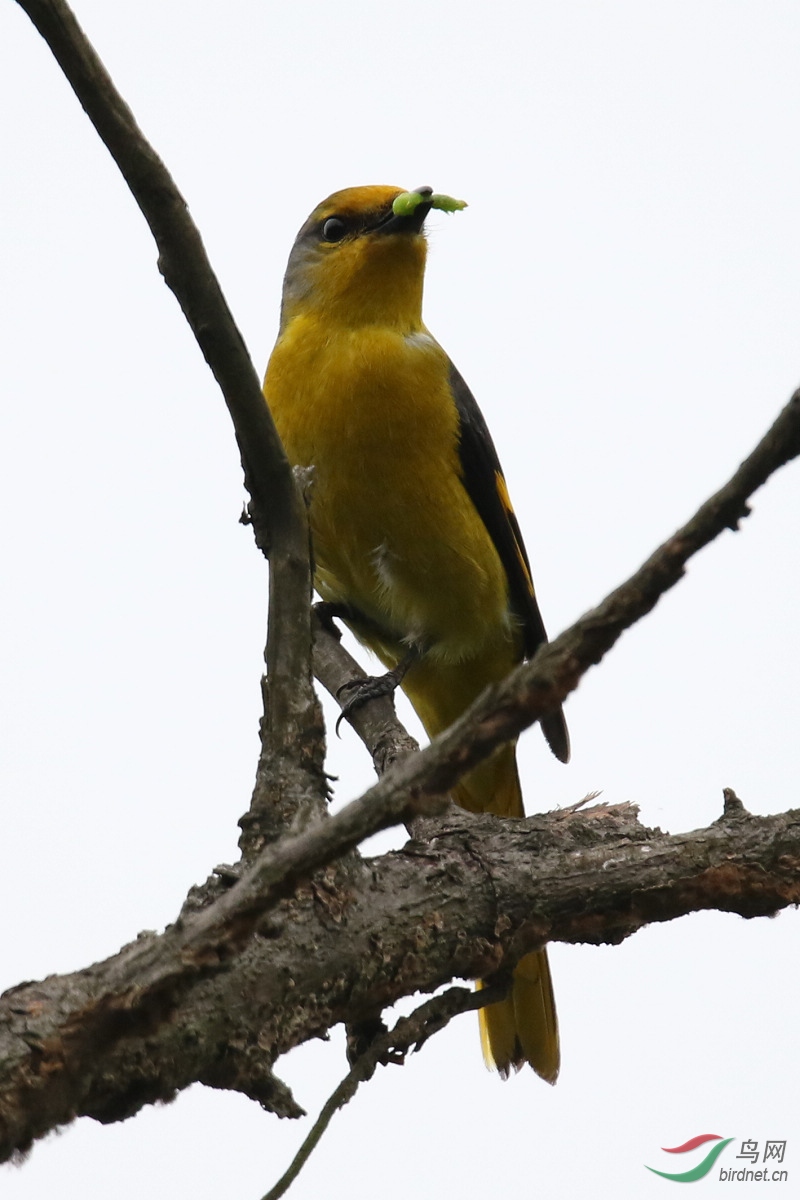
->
(374, 185, 433, 235)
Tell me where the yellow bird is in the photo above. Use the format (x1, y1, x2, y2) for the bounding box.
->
(263, 184, 569, 1081)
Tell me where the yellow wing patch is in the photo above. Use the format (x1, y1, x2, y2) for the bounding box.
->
(494, 470, 536, 600)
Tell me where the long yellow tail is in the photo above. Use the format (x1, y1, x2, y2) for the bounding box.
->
(400, 660, 560, 1081)
(452, 742, 560, 1083)
(477, 950, 559, 1082)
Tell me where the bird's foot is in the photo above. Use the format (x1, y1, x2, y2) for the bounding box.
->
(335, 651, 416, 734)
(313, 600, 363, 639)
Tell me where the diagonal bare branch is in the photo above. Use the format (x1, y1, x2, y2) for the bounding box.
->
(395, 385, 800, 799)
(14, 0, 289, 533)
(310, 608, 420, 777)
(13, 0, 328, 844)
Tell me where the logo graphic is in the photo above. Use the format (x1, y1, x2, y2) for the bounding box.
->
(645, 1134, 734, 1182)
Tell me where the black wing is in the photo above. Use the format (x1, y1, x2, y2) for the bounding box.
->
(449, 361, 570, 764)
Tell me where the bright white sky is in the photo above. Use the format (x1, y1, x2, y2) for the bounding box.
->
(1, 2, 799, 1197)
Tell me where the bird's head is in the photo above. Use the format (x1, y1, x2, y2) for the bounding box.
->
(279, 185, 435, 332)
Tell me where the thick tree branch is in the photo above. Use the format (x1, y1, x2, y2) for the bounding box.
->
(1, 795, 798, 1160)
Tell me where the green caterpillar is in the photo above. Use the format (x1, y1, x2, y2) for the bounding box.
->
(392, 189, 468, 216)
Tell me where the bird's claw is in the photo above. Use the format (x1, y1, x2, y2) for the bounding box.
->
(334, 673, 395, 734)
(334, 655, 415, 735)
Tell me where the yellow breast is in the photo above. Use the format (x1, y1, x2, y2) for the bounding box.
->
(264, 315, 512, 663)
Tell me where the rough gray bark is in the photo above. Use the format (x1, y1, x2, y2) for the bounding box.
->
(2, 793, 798, 1162)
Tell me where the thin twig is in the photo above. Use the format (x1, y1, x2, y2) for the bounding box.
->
(260, 984, 507, 1200)
(311, 609, 420, 776)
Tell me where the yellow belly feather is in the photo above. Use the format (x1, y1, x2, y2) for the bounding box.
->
(265, 316, 512, 664)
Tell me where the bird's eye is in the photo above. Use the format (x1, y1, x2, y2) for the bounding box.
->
(322, 217, 347, 243)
